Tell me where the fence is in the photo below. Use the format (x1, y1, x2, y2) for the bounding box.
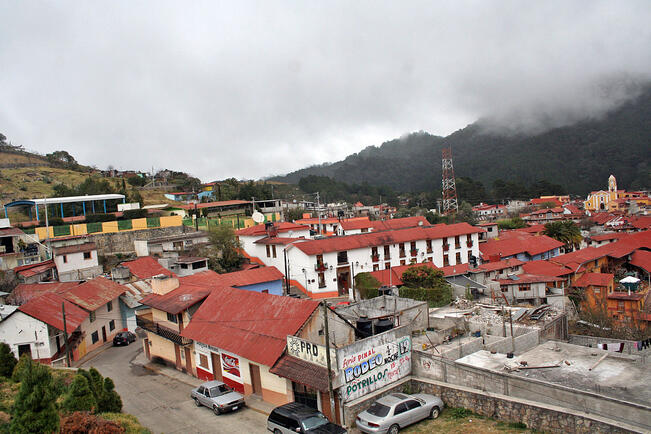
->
(182, 212, 281, 230)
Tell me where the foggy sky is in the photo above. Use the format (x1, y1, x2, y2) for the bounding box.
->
(1, 1, 650, 181)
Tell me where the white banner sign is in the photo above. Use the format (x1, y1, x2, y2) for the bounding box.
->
(286, 336, 336, 368)
(338, 334, 411, 402)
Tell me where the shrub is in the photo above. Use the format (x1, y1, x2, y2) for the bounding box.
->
(398, 286, 452, 307)
(101, 413, 151, 434)
(12, 354, 33, 382)
(97, 378, 122, 413)
(61, 375, 97, 414)
(0, 344, 17, 378)
(86, 214, 115, 223)
(10, 357, 59, 433)
(121, 209, 148, 220)
(449, 407, 473, 419)
(60, 411, 125, 434)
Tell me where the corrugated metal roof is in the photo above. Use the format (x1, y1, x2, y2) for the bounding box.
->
(14, 260, 56, 278)
(370, 216, 430, 231)
(121, 257, 176, 279)
(296, 223, 483, 256)
(181, 288, 319, 367)
(59, 277, 127, 311)
(19, 292, 88, 330)
(216, 267, 284, 287)
(8, 281, 79, 305)
(0, 227, 24, 237)
(495, 274, 564, 285)
(522, 260, 573, 277)
(120, 280, 153, 308)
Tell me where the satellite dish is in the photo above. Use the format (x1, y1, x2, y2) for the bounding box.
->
(252, 212, 264, 223)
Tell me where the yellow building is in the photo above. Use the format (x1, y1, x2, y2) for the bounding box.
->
(584, 175, 620, 212)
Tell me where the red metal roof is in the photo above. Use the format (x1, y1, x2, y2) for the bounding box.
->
(0, 227, 24, 236)
(180, 288, 320, 367)
(59, 277, 127, 311)
(549, 247, 606, 270)
(480, 233, 564, 259)
(236, 222, 310, 237)
(572, 273, 614, 288)
(522, 260, 573, 277)
(53, 242, 97, 255)
(496, 274, 564, 285)
(594, 230, 651, 259)
(214, 266, 284, 287)
(296, 223, 482, 256)
(13, 260, 56, 278)
(630, 250, 651, 273)
(176, 200, 250, 210)
(121, 256, 176, 279)
(8, 281, 79, 305)
(18, 292, 88, 330)
(531, 198, 562, 206)
(589, 233, 625, 242)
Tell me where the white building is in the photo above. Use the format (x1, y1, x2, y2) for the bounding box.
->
(53, 242, 102, 282)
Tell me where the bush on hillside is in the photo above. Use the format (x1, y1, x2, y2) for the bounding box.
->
(0, 343, 17, 378)
(62, 375, 97, 414)
(10, 356, 59, 433)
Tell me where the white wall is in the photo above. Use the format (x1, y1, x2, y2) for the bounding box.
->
(0, 311, 54, 360)
(55, 250, 99, 274)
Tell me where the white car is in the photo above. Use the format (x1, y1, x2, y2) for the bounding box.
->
(355, 393, 444, 434)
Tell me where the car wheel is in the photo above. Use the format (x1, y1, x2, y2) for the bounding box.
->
(274, 430, 282, 434)
(430, 406, 440, 419)
(388, 424, 400, 434)
(213, 405, 221, 415)
(194, 398, 201, 407)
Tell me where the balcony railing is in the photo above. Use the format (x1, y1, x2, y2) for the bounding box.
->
(136, 316, 192, 346)
(314, 262, 328, 272)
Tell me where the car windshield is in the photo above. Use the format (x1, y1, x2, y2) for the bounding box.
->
(301, 415, 329, 431)
(209, 385, 232, 397)
(366, 402, 391, 417)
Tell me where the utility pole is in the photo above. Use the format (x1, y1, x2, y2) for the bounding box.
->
(44, 197, 51, 259)
(509, 308, 515, 355)
(322, 302, 336, 422)
(62, 302, 71, 367)
(316, 192, 321, 235)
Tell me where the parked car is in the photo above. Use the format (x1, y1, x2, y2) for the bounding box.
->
(190, 381, 245, 415)
(267, 402, 347, 433)
(355, 393, 444, 434)
(112, 331, 136, 346)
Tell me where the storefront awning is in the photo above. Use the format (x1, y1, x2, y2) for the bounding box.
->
(271, 355, 330, 392)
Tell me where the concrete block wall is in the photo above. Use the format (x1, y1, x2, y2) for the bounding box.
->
(484, 330, 540, 355)
(89, 225, 188, 255)
(568, 334, 649, 356)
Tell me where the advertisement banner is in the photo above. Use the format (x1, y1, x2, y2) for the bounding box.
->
(221, 353, 240, 378)
(337, 330, 411, 402)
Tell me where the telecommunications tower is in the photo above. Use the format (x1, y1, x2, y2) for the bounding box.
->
(441, 146, 458, 214)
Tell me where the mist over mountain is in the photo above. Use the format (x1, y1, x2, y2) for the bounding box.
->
(272, 85, 651, 196)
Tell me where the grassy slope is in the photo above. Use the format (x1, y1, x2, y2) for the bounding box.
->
(402, 407, 536, 434)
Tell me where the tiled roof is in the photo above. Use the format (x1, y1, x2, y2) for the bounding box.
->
(495, 273, 564, 285)
(236, 222, 310, 237)
(630, 216, 651, 230)
(340, 218, 374, 231)
(522, 260, 573, 277)
(8, 281, 79, 305)
(296, 223, 482, 256)
(18, 292, 88, 330)
(369, 262, 468, 286)
(370, 216, 430, 231)
(53, 242, 97, 256)
(480, 233, 564, 259)
(630, 250, 651, 273)
(59, 277, 127, 311)
(572, 273, 613, 288)
(594, 231, 651, 259)
(254, 237, 306, 245)
(607, 292, 645, 301)
(180, 288, 320, 367)
(214, 266, 284, 287)
(476, 258, 524, 272)
(270, 355, 329, 391)
(121, 256, 176, 279)
(176, 200, 250, 210)
(589, 233, 625, 242)
(0, 227, 24, 236)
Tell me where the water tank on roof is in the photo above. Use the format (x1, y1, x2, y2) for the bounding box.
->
(356, 316, 372, 339)
(374, 318, 394, 335)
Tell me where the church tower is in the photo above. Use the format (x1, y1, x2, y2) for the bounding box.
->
(608, 174, 617, 192)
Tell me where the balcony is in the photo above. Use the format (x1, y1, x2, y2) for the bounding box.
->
(136, 316, 193, 346)
(371, 254, 380, 262)
(466, 240, 473, 248)
(410, 249, 418, 257)
(314, 262, 328, 272)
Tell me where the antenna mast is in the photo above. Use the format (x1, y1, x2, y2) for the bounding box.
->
(441, 146, 458, 215)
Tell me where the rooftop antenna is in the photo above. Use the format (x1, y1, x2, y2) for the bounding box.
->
(442, 145, 458, 215)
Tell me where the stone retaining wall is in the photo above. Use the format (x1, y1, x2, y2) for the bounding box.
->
(89, 225, 188, 255)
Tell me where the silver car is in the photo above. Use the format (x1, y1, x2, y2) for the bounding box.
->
(355, 393, 444, 434)
(190, 381, 245, 415)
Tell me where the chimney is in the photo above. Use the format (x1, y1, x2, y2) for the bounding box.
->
(151, 275, 180, 295)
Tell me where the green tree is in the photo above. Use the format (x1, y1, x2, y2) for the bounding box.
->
(12, 354, 33, 382)
(97, 377, 122, 413)
(401, 265, 448, 289)
(497, 217, 527, 229)
(542, 220, 582, 251)
(202, 224, 242, 273)
(0, 342, 17, 378)
(10, 357, 59, 434)
(453, 201, 477, 225)
(284, 207, 307, 222)
(62, 374, 97, 414)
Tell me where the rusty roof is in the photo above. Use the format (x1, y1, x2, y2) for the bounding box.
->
(53, 242, 97, 255)
(176, 200, 250, 210)
(19, 292, 88, 331)
(181, 288, 319, 367)
(59, 277, 127, 311)
(121, 256, 176, 279)
(8, 281, 79, 305)
(572, 273, 614, 288)
(270, 355, 329, 391)
(13, 260, 56, 278)
(0, 227, 24, 237)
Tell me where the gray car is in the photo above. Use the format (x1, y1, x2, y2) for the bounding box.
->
(190, 381, 245, 415)
(355, 393, 444, 434)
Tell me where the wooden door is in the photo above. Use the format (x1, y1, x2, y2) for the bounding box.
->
(211, 352, 223, 381)
(174, 344, 182, 370)
(144, 338, 150, 359)
(249, 363, 262, 395)
(101, 326, 107, 342)
(184, 347, 192, 373)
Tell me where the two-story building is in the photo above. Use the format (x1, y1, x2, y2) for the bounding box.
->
(0, 223, 47, 271)
(495, 274, 564, 306)
(480, 233, 564, 263)
(53, 242, 103, 281)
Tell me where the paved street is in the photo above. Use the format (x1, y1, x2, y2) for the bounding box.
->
(81, 341, 269, 434)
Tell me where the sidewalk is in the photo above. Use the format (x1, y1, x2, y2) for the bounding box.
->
(75, 341, 114, 368)
(131, 350, 275, 416)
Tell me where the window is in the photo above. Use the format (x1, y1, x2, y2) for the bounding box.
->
(400, 260, 406, 266)
(501, 285, 508, 292)
(266, 245, 271, 258)
(181, 263, 188, 269)
(455, 252, 461, 264)
(454, 235, 460, 248)
(91, 331, 99, 344)
(373, 264, 379, 271)
(261, 289, 269, 294)
(399, 243, 406, 258)
(394, 403, 409, 415)
(617, 301, 625, 312)
(384, 245, 390, 259)
(89, 311, 96, 323)
(385, 262, 391, 270)
(337, 251, 348, 264)
(167, 312, 178, 323)
(62, 255, 68, 263)
(443, 255, 449, 267)
(84, 251, 92, 260)
(272, 245, 277, 258)
(594, 288, 600, 294)
(199, 354, 209, 369)
(107, 301, 113, 312)
(405, 400, 421, 410)
(109, 320, 115, 331)
(426, 240, 433, 253)
(518, 283, 531, 292)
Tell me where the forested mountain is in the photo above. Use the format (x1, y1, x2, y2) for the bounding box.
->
(272, 86, 651, 196)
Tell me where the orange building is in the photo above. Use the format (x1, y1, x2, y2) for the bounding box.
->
(572, 272, 614, 313)
(607, 290, 649, 330)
